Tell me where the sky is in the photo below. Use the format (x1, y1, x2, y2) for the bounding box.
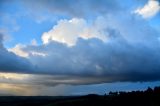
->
(0, 0, 160, 96)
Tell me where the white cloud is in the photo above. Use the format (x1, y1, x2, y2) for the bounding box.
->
(8, 44, 29, 58)
(41, 18, 107, 46)
(1, 0, 160, 96)
(30, 51, 47, 57)
(8, 44, 47, 58)
(134, 0, 160, 19)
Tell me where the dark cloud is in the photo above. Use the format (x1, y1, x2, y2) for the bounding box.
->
(0, 0, 160, 85)
(6, 10, 158, 84)
(21, 27, 160, 83)
(0, 34, 35, 73)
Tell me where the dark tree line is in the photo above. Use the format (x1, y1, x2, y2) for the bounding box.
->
(109, 86, 160, 96)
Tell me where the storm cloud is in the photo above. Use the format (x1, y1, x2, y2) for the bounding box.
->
(22, 37, 160, 82)
(13, 14, 160, 83)
(1, 0, 160, 87)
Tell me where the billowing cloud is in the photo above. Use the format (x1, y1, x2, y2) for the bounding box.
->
(134, 0, 160, 19)
(22, 38, 160, 82)
(41, 18, 107, 46)
(0, 0, 160, 91)
(9, 13, 160, 83)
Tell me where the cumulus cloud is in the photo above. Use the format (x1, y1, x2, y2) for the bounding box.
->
(9, 14, 160, 83)
(1, 0, 160, 96)
(134, 0, 160, 19)
(22, 38, 160, 82)
(1, 0, 160, 87)
(41, 18, 107, 46)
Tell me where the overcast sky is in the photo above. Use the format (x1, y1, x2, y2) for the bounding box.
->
(0, 0, 160, 96)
